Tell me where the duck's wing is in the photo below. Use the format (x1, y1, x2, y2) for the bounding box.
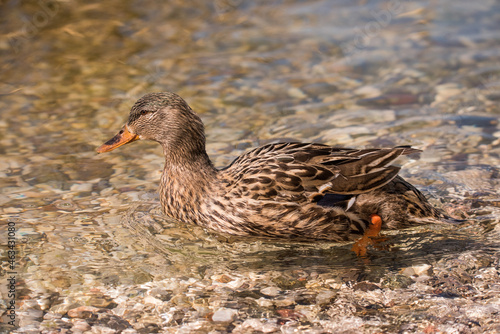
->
(220, 142, 420, 203)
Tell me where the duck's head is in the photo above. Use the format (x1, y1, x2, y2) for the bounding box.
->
(97, 92, 206, 158)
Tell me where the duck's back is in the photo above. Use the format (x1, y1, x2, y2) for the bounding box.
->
(205, 142, 449, 240)
(218, 142, 419, 205)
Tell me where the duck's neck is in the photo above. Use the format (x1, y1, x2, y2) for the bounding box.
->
(162, 149, 217, 179)
(159, 148, 217, 222)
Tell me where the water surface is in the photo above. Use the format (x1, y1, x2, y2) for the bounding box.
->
(1, 0, 500, 332)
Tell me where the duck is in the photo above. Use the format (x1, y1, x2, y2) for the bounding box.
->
(97, 92, 452, 242)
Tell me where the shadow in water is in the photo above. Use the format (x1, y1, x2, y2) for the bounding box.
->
(119, 202, 498, 283)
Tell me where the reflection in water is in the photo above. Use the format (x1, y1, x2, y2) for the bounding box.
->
(120, 201, 495, 281)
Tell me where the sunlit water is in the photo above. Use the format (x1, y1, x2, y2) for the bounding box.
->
(1, 0, 500, 332)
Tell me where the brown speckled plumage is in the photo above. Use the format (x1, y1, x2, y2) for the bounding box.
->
(97, 92, 451, 242)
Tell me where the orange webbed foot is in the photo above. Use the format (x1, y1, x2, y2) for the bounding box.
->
(352, 214, 384, 257)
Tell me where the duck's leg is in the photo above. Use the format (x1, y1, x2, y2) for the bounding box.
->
(351, 214, 384, 256)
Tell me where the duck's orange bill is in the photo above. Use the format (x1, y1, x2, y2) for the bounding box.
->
(96, 126, 139, 153)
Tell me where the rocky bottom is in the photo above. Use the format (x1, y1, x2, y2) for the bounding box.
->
(6, 205, 500, 334)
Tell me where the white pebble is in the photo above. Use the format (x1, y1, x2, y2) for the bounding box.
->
(144, 296, 163, 306)
(212, 308, 238, 322)
(260, 286, 281, 296)
(70, 183, 93, 192)
(316, 290, 336, 305)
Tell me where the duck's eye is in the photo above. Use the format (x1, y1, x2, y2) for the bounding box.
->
(140, 110, 149, 116)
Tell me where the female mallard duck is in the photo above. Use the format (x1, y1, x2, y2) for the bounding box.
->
(97, 92, 450, 242)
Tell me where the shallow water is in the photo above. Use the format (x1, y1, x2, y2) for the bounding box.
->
(1, 0, 500, 333)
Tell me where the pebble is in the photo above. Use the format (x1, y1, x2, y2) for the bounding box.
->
(67, 306, 101, 318)
(88, 325, 118, 334)
(465, 304, 500, 318)
(235, 318, 279, 333)
(301, 82, 338, 96)
(70, 183, 93, 192)
(260, 286, 281, 296)
(353, 282, 381, 292)
(50, 302, 82, 315)
(357, 93, 419, 106)
(71, 320, 91, 331)
(18, 319, 42, 329)
(400, 264, 432, 277)
(144, 295, 163, 306)
(212, 308, 238, 322)
(274, 296, 295, 307)
(121, 330, 139, 334)
(255, 297, 274, 308)
(287, 87, 307, 99)
(43, 312, 62, 320)
(434, 83, 463, 103)
(354, 85, 381, 98)
(316, 290, 336, 305)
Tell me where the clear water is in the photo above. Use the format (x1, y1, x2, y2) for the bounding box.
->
(1, 0, 499, 332)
